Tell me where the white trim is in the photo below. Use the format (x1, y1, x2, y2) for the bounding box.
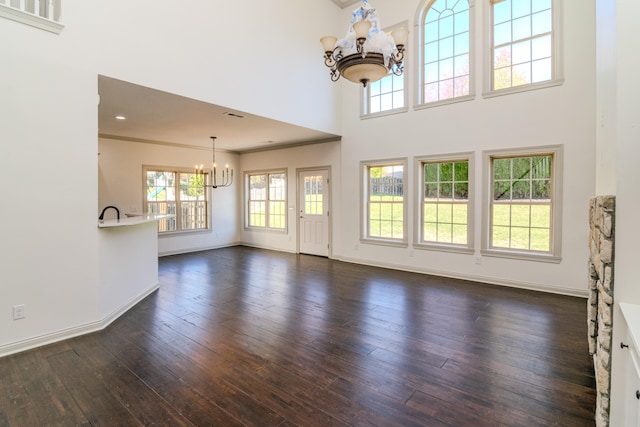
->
(158, 241, 242, 257)
(413, 93, 475, 111)
(244, 168, 289, 232)
(0, 282, 158, 358)
(240, 242, 297, 255)
(414, 152, 475, 253)
(296, 166, 333, 258)
(361, 157, 409, 245)
(0, 3, 63, 34)
(481, 144, 564, 262)
(333, 254, 587, 298)
(360, 105, 409, 120)
(482, 77, 564, 99)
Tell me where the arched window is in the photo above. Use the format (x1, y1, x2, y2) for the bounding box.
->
(417, 0, 473, 106)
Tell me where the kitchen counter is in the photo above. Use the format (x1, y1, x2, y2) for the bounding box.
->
(97, 213, 173, 228)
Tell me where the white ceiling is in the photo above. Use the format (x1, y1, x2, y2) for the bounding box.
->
(98, 76, 339, 153)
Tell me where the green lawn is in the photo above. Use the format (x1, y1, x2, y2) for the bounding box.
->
(368, 195, 551, 251)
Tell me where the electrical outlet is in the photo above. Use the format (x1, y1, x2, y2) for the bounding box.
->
(13, 304, 25, 320)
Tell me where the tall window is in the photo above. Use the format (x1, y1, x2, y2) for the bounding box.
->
(362, 160, 407, 244)
(483, 146, 563, 262)
(417, 155, 473, 251)
(246, 171, 287, 230)
(362, 22, 408, 117)
(419, 0, 471, 105)
(491, 0, 555, 91)
(145, 169, 208, 234)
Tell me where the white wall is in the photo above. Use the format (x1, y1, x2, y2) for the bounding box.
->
(240, 141, 342, 253)
(98, 137, 240, 255)
(0, 0, 601, 356)
(0, 0, 343, 355)
(99, 221, 159, 320)
(0, 37, 99, 354)
(604, 0, 640, 422)
(83, 0, 342, 136)
(333, 0, 596, 296)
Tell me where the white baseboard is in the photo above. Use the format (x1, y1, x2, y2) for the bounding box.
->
(333, 255, 588, 298)
(158, 241, 242, 257)
(0, 282, 159, 358)
(239, 242, 297, 254)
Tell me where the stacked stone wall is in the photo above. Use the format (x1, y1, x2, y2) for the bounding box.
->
(587, 195, 616, 426)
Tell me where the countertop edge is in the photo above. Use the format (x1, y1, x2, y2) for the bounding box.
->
(98, 214, 174, 228)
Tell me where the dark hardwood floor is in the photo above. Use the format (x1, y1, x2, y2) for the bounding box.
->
(0, 246, 596, 426)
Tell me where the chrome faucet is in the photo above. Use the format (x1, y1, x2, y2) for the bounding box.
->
(99, 205, 120, 221)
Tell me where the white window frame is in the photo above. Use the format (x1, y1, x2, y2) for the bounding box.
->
(483, 0, 564, 98)
(415, 153, 475, 254)
(361, 21, 410, 119)
(414, 0, 476, 110)
(481, 145, 563, 262)
(144, 166, 210, 235)
(361, 158, 409, 247)
(245, 169, 288, 232)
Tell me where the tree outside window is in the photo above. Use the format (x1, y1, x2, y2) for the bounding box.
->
(490, 154, 552, 252)
(492, 0, 553, 90)
(363, 161, 407, 243)
(146, 169, 208, 233)
(421, 0, 471, 104)
(421, 159, 470, 246)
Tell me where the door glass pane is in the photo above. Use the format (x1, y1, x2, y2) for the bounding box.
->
(304, 176, 324, 215)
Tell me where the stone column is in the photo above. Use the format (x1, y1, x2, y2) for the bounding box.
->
(587, 195, 616, 426)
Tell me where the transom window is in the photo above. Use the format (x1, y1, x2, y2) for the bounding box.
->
(145, 168, 208, 234)
(419, 0, 471, 105)
(418, 157, 472, 250)
(491, 0, 554, 90)
(246, 171, 287, 230)
(362, 160, 407, 244)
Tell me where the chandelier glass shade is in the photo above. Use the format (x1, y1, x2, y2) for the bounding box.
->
(321, 0, 408, 87)
(195, 136, 233, 188)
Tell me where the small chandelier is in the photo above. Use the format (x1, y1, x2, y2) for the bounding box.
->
(320, 0, 408, 87)
(195, 136, 233, 188)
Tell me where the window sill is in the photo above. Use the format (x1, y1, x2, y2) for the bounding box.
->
(361, 237, 408, 248)
(413, 94, 475, 111)
(360, 106, 409, 120)
(480, 248, 562, 263)
(158, 229, 210, 237)
(244, 227, 288, 234)
(414, 243, 474, 255)
(482, 78, 564, 99)
(0, 4, 63, 34)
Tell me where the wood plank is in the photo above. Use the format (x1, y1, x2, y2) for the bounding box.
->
(0, 247, 596, 426)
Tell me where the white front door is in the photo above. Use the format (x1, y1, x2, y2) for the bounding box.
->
(298, 169, 330, 257)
